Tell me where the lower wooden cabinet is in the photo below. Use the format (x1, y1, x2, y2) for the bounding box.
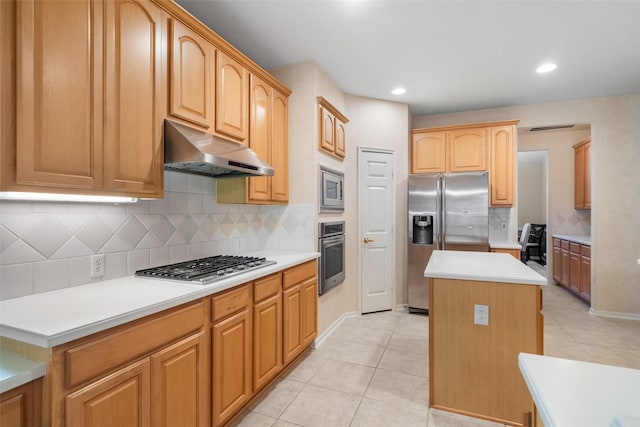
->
(212, 306, 252, 426)
(12, 261, 317, 427)
(66, 358, 151, 427)
(490, 247, 521, 259)
(67, 331, 209, 427)
(553, 238, 591, 303)
(283, 261, 318, 365)
(0, 379, 42, 427)
(253, 274, 283, 392)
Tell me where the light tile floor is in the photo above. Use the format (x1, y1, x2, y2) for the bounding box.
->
(232, 266, 640, 427)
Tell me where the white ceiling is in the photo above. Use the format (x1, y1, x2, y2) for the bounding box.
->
(175, 0, 640, 117)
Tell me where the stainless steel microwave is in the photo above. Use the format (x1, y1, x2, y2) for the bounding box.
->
(319, 166, 344, 212)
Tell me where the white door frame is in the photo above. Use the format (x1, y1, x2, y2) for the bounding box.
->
(357, 147, 396, 314)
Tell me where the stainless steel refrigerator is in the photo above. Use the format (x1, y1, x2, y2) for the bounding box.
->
(408, 172, 489, 313)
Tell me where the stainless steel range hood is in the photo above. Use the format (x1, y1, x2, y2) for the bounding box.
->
(163, 119, 273, 178)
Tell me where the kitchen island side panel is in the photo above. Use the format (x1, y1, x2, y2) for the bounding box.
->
(429, 278, 543, 426)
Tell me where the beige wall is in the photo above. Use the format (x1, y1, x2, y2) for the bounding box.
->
(271, 62, 411, 335)
(413, 94, 640, 317)
(517, 129, 591, 282)
(345, 95, 411, 307)
(517, 151, 547, 227)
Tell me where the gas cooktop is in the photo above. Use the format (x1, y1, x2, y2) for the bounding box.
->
(135, 255, 276, 285)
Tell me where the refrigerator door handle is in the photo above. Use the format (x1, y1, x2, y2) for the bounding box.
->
(441, 178, 446, 249)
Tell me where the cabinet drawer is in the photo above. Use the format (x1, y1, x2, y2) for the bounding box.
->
(569, 243, 581, 253)
(581, 245, 591, 257)
(560, 240, 570, 250)
(254, 273, 282, 303)
(283, 260, 317, 290)
(212, 283, 251, 322)
(64, 301, 205, 388)
(553, 238, 561, 248)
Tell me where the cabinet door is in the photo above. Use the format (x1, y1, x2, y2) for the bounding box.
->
(216, 51, 248, 143)
(169, 18, 215, 130)
(319, 107, 335, 153)
(580, 255, 591, 302)
(271, 91, 289, 203)
(282, 284, 303, 365)
(335, 119, 346, 158)
(411, 132, 446, 173)
(561, 249, 570, 287)
(253, 293, 282, 392)
(212, 308, 252, 426)
(0, 380, 41, 427)
(447, 128, 487, 172)
(151, 332, 208, 427)
(569, 249, 581, 294)
(301, 277, 318, 347)
(16, 0, 102, 189)
(552, 243, 562, 284)
(574, 144, 585, 209)
(103, 0, 165, 198)
(66, 358, 151, 427)
(248, 74, 272, 202)
(584, 142, 591, 208)
(490, 126, 514, 206)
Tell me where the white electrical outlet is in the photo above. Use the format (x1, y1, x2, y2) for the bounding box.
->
(637, 258, 640, 265)
(90, 254, 105, 277)
(474, 304, 489, 326)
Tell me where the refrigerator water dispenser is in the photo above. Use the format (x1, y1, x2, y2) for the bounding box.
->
(412, 215, 433, 245)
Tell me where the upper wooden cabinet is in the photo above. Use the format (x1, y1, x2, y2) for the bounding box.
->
(216, 76, 289, 205)
(573, 136, 591, 209)
(448, 127, 488, 172)
(411, 132, 446, 173)
(3, 0, 164, 198)
(489, 125, 516, 206)
(411, 120, 519, 206)
(102, 0, 165, 197)
(169, 18, 215, 130)
(317, 96, 348, 160)
(216, 51, 249, 143)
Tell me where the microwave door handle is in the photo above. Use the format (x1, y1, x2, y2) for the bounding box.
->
(340, 180, 343, 201)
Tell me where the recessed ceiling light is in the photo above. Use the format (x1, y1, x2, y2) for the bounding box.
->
(536, 63, 557, 73)
(391, 87, 406, 95)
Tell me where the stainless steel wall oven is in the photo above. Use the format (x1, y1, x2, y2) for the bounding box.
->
(318, 221, 345, 295)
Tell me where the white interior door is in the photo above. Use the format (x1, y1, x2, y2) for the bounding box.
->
(359, 148, 395, 313)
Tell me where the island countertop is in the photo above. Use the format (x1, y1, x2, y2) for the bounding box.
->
(424, 250, 546, 286)
(519, 353, 640, 427)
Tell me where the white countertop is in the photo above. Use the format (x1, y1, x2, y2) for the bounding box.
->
(0, 251, 319, 348)
(0, 350, 46, 394)
(489, 241, 522, 250)
(424, 250, 546, 285)
(553, 234, 591, 245)
(519, 353, 640, 427)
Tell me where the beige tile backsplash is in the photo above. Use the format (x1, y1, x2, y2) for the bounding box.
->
(0, 171, 314, 300)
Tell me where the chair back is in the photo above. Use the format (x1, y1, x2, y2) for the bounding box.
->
(519, 223, 531, 249)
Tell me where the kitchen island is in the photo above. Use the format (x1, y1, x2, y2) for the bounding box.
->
(425, 250, 546, 427)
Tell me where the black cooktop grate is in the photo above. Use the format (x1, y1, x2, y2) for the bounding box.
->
(135, 255, 275, 284)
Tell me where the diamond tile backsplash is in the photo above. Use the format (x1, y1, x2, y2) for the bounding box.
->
(0, 171, 314, 300)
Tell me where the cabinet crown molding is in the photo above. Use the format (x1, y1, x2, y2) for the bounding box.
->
(317, 96, 349, 123)
(412, 120, 520, 134)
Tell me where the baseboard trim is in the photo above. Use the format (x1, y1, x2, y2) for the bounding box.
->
(312, 311, 359, 349)
(395, 304, 408, 312)
(589, 308, 640, 321)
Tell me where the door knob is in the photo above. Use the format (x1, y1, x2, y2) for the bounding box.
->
(363, 238, 374, 243)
